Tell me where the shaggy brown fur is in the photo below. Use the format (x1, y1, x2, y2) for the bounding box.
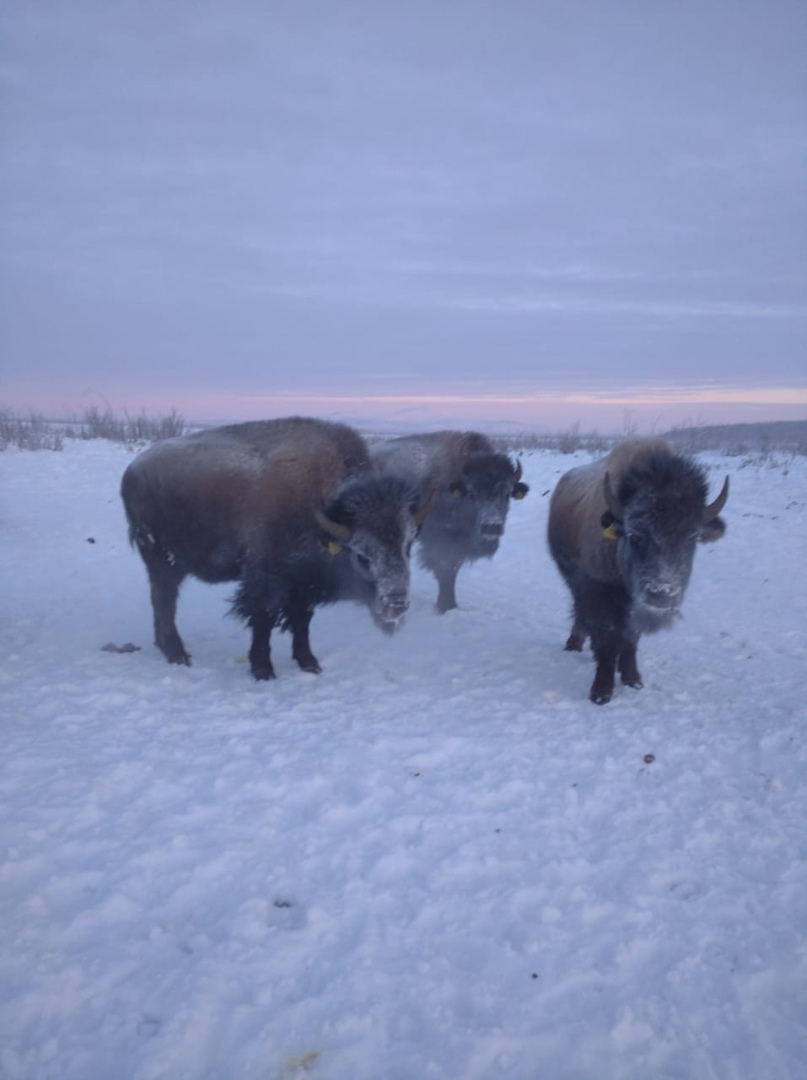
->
(548, 438, 728, 704)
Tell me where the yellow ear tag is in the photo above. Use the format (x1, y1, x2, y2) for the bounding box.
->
(451, 488, 462, 499)
(602, 523, 619, 541)
(513, 489, 525, 500)
(327, 540, 342, 556)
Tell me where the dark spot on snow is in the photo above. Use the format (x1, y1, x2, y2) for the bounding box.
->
(644, 754, 656, 764)
(101, 642, 141, 653)
(273, 898, 294, 909)
(86, 536, 96, 544)
(531, 973, 539, 979)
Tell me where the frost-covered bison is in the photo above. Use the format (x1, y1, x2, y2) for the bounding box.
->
(372, 431, 528, 612)
(547, 438, 729, 704)
(121, 417, 434, 680)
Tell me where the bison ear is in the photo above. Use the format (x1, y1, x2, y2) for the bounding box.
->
(699, 516, 726, 543)
(512, 481, 529, 500)
(320, 538, 343, 556)
(449, 480, 466, 499)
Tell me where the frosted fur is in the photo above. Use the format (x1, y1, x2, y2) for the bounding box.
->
(547, 438, 728, 703)
(373, 430, 528, 612)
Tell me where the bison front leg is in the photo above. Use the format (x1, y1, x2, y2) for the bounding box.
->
(585, 582, 632, 704)
(435, 569, 460, 614)
(286, 595, 322, 674)
(247, 610, 276, 680)
(589, 637, 619, 704)
(618, 639, 643, 689)
(564, 609, 586, 652)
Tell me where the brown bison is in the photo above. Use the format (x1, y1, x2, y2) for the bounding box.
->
(547, 438, 729, 703)
(372, 431, 528, 612)
(121, 417, 434, 680)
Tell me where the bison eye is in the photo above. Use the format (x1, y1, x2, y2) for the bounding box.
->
(627, 532, 647, 554)
(355, 553, 371, 571)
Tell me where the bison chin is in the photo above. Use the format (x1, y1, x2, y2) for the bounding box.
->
(372, 600, 409, 635)
(477, 538, 500, 558)
(631, 596, 682, 634)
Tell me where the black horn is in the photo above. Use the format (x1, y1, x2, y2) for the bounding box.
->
(603, 472, 623, 521)
(702, 476, 729, 522)
(314, 508, 352, 542)
(413, 487, 439, 528)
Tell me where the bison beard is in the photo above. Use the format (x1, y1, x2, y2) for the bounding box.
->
(547, 438, 728, 704)
(121, 417, 430, 681)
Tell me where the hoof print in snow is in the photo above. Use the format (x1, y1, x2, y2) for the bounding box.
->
(644, 753, 656, 764)
(137, 1016, 162, 1038)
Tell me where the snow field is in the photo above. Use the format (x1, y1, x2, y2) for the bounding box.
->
(1, 439, 805, 1080)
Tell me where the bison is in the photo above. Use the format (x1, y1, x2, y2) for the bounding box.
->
(121, 417, 434, 680)
(372, 431, 528, 613)
(547, 437, 729, 704)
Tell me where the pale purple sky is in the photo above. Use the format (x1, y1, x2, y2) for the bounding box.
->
(2, 0, 806, 432)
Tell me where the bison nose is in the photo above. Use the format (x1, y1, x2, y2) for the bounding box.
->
(643, 583, 681, 608)
(381, 591, 409, 618)
(481, 522, 503, 538)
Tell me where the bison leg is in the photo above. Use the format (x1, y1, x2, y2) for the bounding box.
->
(136, 546, 191, 665)
(435, 567, 460, 613)
(584, 582, 632, 704)
(286, 597, 322, 674)
(564, 613, 586, 652)
(247, 610, 276, 681)
(618, 641, 643, 689)
(590, 648, 618, 704)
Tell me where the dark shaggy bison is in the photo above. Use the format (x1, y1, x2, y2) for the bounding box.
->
(372, 431, 528, 612)
(121, 417, 434, 680)
(547, 438, 729, 704)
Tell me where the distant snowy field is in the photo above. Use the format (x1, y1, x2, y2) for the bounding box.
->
(1, 439, 806, 1080)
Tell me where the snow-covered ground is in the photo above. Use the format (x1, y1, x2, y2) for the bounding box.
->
(1, 437, 806, 1080)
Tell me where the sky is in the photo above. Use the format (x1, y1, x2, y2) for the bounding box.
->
(1, 0, 806, 432)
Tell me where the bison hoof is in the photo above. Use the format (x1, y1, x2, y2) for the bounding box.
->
(251, 664, 276, 681)
(590, 686, 613, 705)
(164, 650, 191, 666)
(564, 633, 585, 652)
(295, 656, 322, 674)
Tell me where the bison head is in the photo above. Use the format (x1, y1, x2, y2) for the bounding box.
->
(445, 453, 529, 558)
(316, 476, 435, 632)
(601, 454, 728, 631)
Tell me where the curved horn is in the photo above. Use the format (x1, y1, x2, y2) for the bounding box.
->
(314, 508, 352, 542)
(603, 472, 623, 522)
(512, 458, 523, 484)
(413, 487, 439, 528)
(702, 475, 729, 523)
